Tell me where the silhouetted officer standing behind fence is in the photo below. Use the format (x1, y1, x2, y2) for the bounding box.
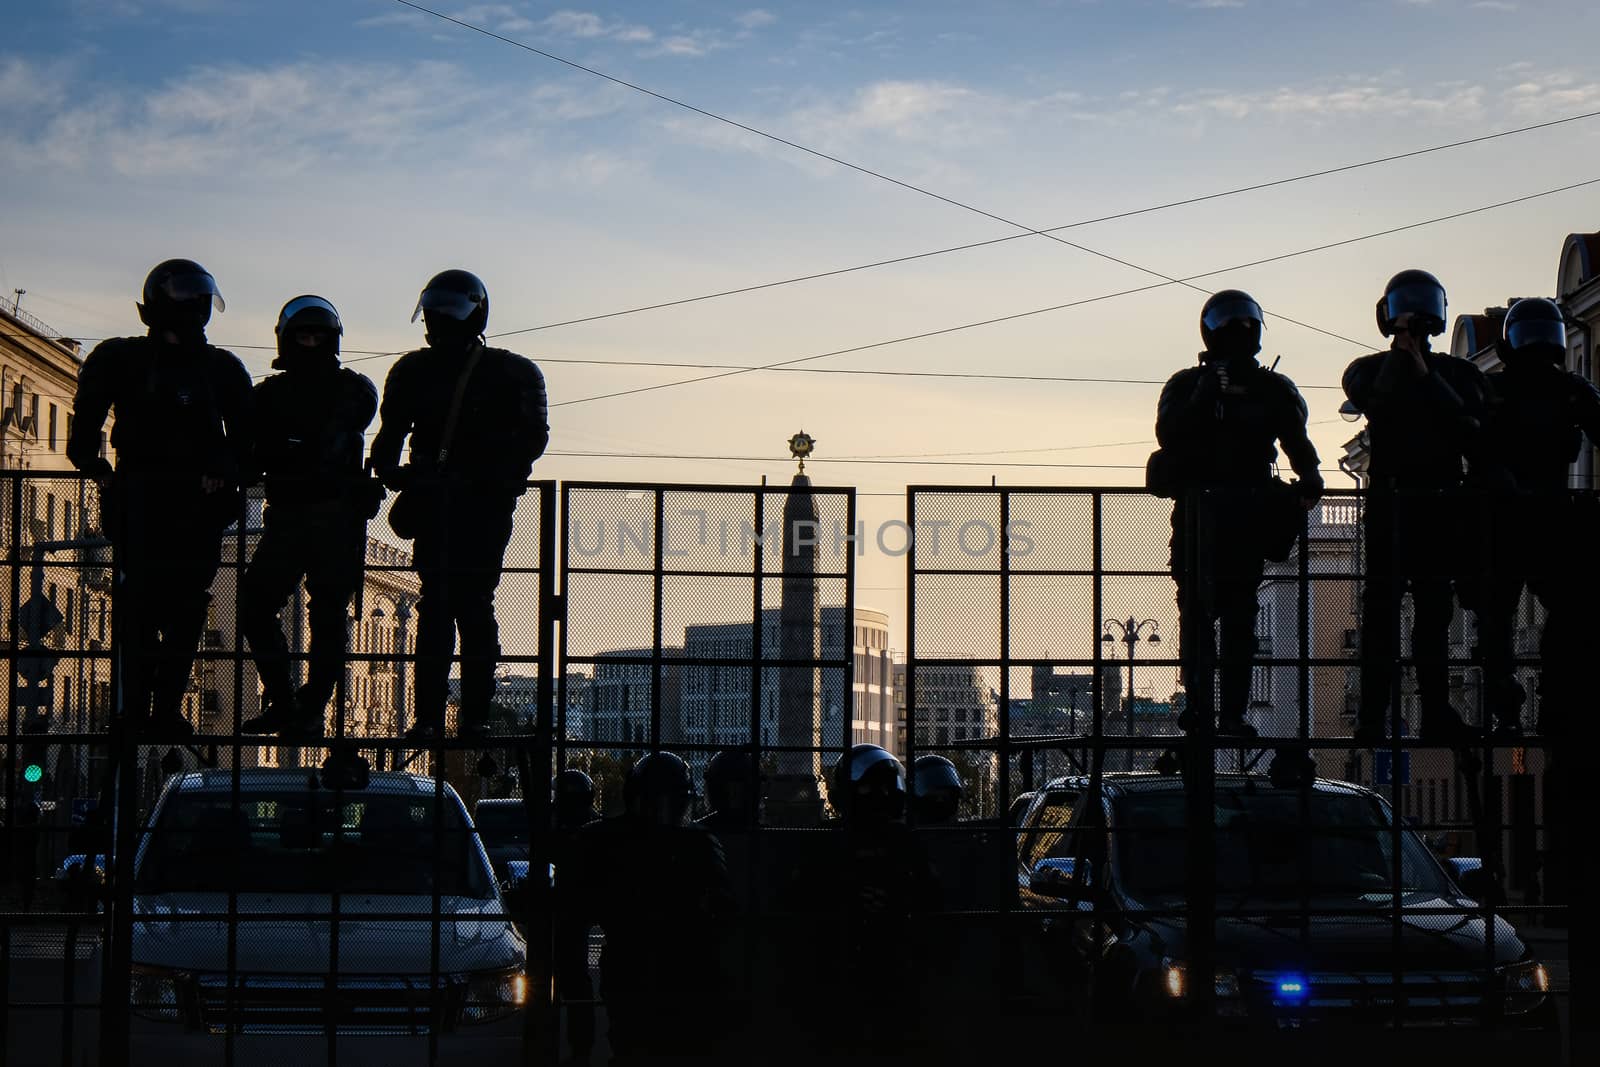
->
(777, 745, 939, 1060)
(1479, 297, 1600, 740)
(1153, 290, 1322, 739)
(1343, 270, 1491, 746)
(68, 259, 253, 743)
(1479, 298, 1600, 914)
(240, 296, 380, 738)
(368, 270, 548, 740)
(569, 753, 733, 1064)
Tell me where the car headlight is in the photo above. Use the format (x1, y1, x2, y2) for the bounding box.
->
(1502, 959, 1550, 1015)
(458, 967, 528, 1024)
(1161, 959, 1240, 999)
(129, 965, 186, 1023)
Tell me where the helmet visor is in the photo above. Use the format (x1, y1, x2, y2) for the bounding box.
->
(158, 270, 225, 313)
(1201, 294, 1264, 332)
(844, 748, 904, 789)
(277, 296, 342, 335)
(1384, 283, 1446, 330)
(1507, 318, 1566, 352)
(410, 287, 484, 323)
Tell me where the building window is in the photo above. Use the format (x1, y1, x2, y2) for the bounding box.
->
(65, 588, 74, 633)
(47, 494, 55, 539)
(63, 501, 72, 538)
(48, 403, 57, 451)
(202, 690, 222, 714)
(30, 393, 39, 438)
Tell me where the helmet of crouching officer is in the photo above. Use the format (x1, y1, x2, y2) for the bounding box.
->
(1199, 289, 1264, 363)
(138, 258, 225, 341)
(910, 754, 963, 826)
(551, 768, 596, 830)
(1500, 297, 1568, 367)
(627, 752, 696, 827)
(411, 268, 489, 349)
(829, 744, 906, 826)
(1377, 269, 1448, 338)
(273, 295, 343, 370)
(703, 748, 759, 823)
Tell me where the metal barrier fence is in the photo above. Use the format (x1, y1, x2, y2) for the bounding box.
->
(906, 484, 1583, 1064)
(0, 472, 1586, 1064)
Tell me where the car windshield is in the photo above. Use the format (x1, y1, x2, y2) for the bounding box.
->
(473, 803, 528, 843)
(1112, 788, 1452, 904)
(135, 791, 494, 899)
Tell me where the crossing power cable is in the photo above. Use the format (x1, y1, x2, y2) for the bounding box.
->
(458, 113, 1600, 342)
(390, 0, 1368, 350)
(12, 173, 1595, 398)
(549, 175, 1600, 407)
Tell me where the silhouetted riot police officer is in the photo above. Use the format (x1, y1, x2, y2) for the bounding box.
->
(1155, 290, 1322, 739)
(68, 259, 253, 741)
(569, 753, 733, 1064)
(368, 270, 549, 740)
(553, 767, 598, 831)
(1478, 298, 1600, 741)
(910, 753, 963, 827)
(240, 296, 379, 738)
(775, 745, 938, 1057)
(1344, 270, 1492, 746)
(697, 748, 760, 835)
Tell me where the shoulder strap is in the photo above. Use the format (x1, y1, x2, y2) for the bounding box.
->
(436, 340, 485, 468)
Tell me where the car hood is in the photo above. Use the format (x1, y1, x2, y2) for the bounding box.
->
(130, 893, 525, 976)
(1137, 893, 1526, 971)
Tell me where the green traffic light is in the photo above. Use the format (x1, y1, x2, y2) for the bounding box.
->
(23, 764, 43, 784)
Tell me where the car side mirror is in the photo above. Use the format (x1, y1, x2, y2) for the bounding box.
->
(1030, 857, 1091, 900)
(502, 859, 531, 894)
(1446, 857, 1501, 904)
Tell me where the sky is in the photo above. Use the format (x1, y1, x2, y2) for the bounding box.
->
(6, 0, 1600, 654)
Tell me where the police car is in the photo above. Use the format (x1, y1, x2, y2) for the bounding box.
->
(1014, 772, 1559, 1060)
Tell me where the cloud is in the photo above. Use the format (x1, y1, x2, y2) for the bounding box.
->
(0, 56, 73, 114)
(539, 9, 654, 43)
(6, 59, 638, 183)
(1470, 1, 1517, 10)
(1180, 0, 1245, 8)
(734, 9, 777, 30)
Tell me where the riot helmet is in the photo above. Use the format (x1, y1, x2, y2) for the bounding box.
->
(551, 768, 595, 829)
(1501, 298, 1567, 366)
(626, 752, 695, 827)
(1377, 269, 1447, 338)
(412, 269, 488, 347)
(704, 748, 759, 822)
(1199, 289, 1264, 361)
(828, 744, 906, 825)
(273, 294, 343, 369)
(137, 259, 224, 339)
(910, 754, 963, 825)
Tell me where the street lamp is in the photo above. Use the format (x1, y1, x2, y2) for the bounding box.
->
(369, 595, 415, 766)
(11, 289, 24, 314)
(1102, 617, 1160, 770)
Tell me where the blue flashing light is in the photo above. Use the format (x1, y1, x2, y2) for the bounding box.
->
(1277, 977, 1308, 998)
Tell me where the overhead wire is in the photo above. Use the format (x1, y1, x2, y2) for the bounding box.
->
(457, 111, 1600, 342)
(389, 0, 1368, 350)
(10, 176, 1595, 396)
(548, 175, 1600, 407)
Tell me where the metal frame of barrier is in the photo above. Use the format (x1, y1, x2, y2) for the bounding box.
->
(0, 473, 1584, 1064)
(906, 483, 1579, 1064)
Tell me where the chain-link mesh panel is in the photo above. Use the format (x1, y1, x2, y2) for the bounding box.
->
(908, 486, 1576, 1061)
